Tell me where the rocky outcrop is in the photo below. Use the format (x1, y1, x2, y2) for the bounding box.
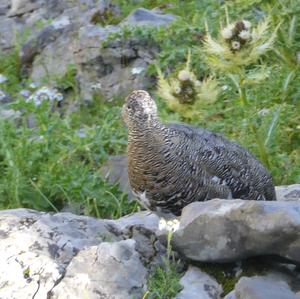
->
(0, 209, 162, 298)
(175, 266, 223, 299)
(50, 240, 148, 299)
(0, 0, 177, 102)
(225, 274, 300, 299)
(171, 199, 300, 264)
(0, 184, 300, 298)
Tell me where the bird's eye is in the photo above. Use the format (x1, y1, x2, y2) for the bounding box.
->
(127, 102, 135, 111)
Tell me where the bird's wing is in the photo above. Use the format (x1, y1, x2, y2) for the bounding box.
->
(168, 123, 262, 199)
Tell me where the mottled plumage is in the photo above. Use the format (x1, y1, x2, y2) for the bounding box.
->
(123, 90, 276, 216)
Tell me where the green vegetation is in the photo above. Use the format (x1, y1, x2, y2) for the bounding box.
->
(0, 0, 298, 223)
(145, 229, 183, 299)
(0, 1, 299, 297)
(0, 1, 299, 216)
(145, 261, 183, 299)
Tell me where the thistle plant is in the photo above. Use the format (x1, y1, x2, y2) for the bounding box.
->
(204, 18, 280, 106)
(156, 51, 220, 120)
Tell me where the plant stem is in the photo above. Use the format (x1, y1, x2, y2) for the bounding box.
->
(239, 84, 248, 106)
(249, 123, 270, 169)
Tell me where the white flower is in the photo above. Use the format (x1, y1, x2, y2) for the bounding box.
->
(131, 67, 145, 75)
(91, 82, 102, 90)
(242, 20, 252, 30)
(231, 41, 241, 50)
(27, 86, 63, 106)
(158, 218, 180, 232)
(257, 108, 270, 116)
(178, 70, 191, 81)
(221, 27, 233, 40)
(19, 90, 31, 98)
(0, 74, 7, 84)
(222, 85, 229, 91)
(239, 30, 251, 41)
(29, 82, 38, 89)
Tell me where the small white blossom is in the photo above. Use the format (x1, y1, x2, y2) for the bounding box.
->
(91, 82, 102, 90)
(178, 70, 191, 81)
(0, 74, 7, 84)
(27, 86, 63, 106)
(239, 30, 251, 41)
(231, 40, 241, 50)
(242, 20, 252, 30)
(222, 85, 229, 91)
(158, 218, 180, 232)
(131, 67, 145, 75)
(257, 108, 270, 116)
(20, 90, 31, 98)
(29, 82, 38, 89)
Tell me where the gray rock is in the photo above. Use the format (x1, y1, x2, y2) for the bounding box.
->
(100, 155, 134, 199)
(51, 239, 148, 299)
(233, 275, 299, 299)
(0, 209, 121, 298)
(276, 184, 300, 201)
(122, 7, 177, 27)
(114, 210, 160, 232)
(0, 17, 22, 50)
(8, 0, 41, 17)
(20, 16, 73, 67)
(74, 24, 157, 101)
(176, 266, 223, 299)
(172, 199, 300, 264)
(0, 209, 168, 298)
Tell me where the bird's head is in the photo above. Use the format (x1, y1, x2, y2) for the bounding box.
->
(122, 90, 158, 126)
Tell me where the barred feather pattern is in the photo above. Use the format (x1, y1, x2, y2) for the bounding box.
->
(124, 90, 276, 216)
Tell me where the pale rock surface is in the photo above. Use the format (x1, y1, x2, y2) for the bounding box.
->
(171, 199, 300, 264)
(175, 266, 223, 299)
(50, 239, 148, 299)
(122, 7, 177, 27)
(226, 274, 300, 299)
(276, 184, 300, 201)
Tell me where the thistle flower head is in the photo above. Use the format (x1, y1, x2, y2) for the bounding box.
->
(242, 20, 252, 30)
(178, 70, 191, 81)
(221, 27, 234, 40)
(239, 30, 251, 41)
(204, 17, 279, 71)
(231, 40, 241, 50)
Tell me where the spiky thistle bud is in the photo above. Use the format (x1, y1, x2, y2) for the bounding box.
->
(178, 70, 191, 81)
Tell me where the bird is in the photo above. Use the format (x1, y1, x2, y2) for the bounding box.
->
(122, 90, 276, 216)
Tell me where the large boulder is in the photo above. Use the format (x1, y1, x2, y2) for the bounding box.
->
(0, 209, 160, 299)
(175, 266, 223, 299)
(50, 239, 148, 299)
(171, 199, 300, 264)
(225, 274, 300, 299)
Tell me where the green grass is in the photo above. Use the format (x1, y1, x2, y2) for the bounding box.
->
(0, 1, 299, 297)
(145, 260, 183, 299)
(0, 0, 299, 216)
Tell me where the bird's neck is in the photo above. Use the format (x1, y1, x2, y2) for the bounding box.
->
(127, 117, 167, 143)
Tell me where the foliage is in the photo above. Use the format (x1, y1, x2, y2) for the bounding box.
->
(0, 97, 137, 218)
(145, 260, 183, 299)
(145, 229, 183, 299)
(0, 0, 299, 218)
(108, 0, 300, 184)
